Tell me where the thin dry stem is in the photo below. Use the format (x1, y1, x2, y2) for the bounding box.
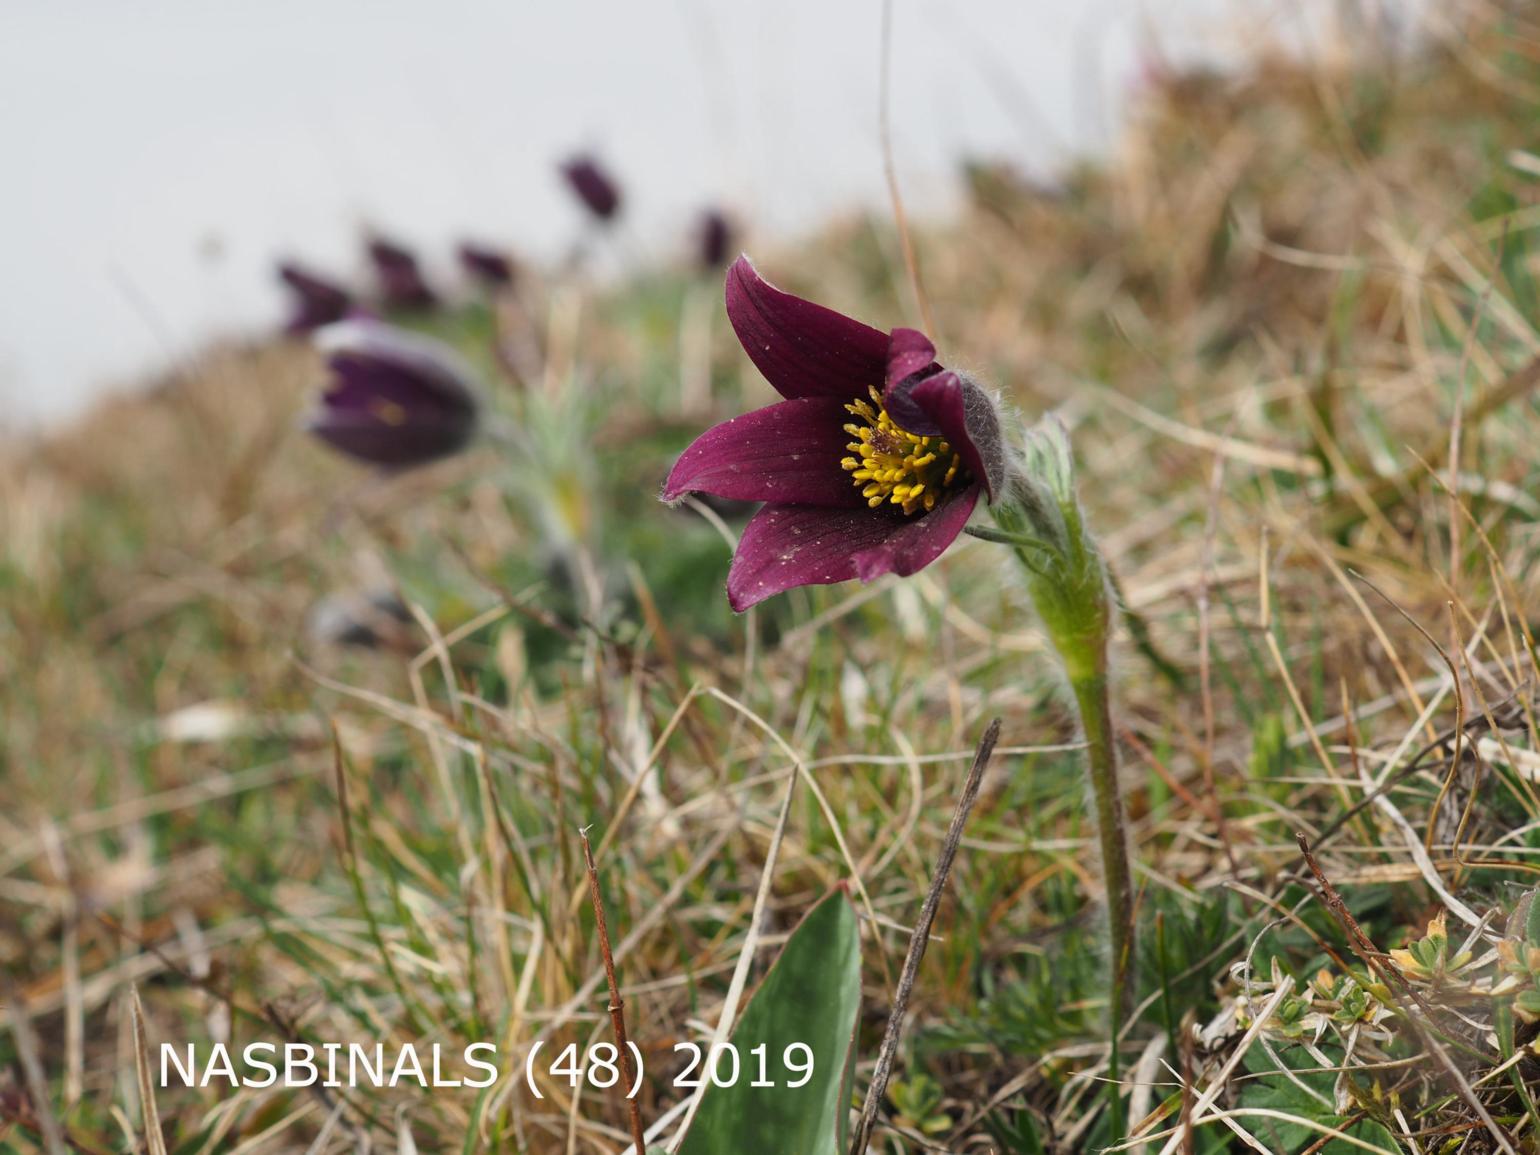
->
(579, 828, 647, 1155)
(849, 717, 1001, 1155)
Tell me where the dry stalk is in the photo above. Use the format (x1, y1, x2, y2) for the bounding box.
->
(850, 718, 1001, 1155)
(580, 827, 648, 1155)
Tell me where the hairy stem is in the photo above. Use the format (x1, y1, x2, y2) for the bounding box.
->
(999, 418, 1137, 1143)
(1069, 668, 1134, 1141)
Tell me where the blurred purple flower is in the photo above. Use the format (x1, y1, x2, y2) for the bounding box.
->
(307, 320, 480, 468)
(277, 261, 353, 333)
(698, 209, 733, 270)
(560, 155, 622, 222)
(458, 241, 516, 288)
(663, 257, 1005, 611)
(366, 236, 438, 310)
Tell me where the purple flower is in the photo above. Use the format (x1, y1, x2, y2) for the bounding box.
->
(663, 257, 1006, 611)
(277, 261, 353, 333)
(458, 241, 516, 288)
(366, 236, 438, 310)
(698, 209, 733, 269)
(307, 321, 480, 468)
(560, 155, 622, 222)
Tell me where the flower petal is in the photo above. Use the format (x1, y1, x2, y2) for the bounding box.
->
(885, 327, 938, 390)
(662, 398, 865, 507)
(308, 409, 475, 467)
(726, 257, 890, 400)
(850, 485, 979, 581)
(725, 487, 978, 611)
(317, 321, 480, 415)
(279, 262, 352, 332)
(884, 370, 1007, 500)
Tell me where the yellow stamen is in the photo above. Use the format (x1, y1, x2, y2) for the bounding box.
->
(838, 387, 971, 516)
(369, 399, 408, 426)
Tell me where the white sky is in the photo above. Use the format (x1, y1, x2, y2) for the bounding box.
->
(0, 0, 1336, 426)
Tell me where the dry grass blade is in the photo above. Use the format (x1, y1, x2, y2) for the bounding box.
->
(129, 985, 169, 1155)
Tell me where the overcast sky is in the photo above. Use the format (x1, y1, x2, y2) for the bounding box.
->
(0, 0, 1336, 426)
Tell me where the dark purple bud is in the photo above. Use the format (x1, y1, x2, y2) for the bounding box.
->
(458, 241, 516, 288)
(698, 210, 733, 269)
(560, 155, 622, 222)
(277, 261, 353, 333)
(366, 236, 438, 310)
(307, 320, 480, 468)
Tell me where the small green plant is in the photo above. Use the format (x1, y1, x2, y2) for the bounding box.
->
(885, 1072, 952, 1149)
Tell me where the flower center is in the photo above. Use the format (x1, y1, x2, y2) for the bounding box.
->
(841, 387, 967, 516)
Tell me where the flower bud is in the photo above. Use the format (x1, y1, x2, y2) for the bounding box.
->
(560, 154, 622, 222)
(458, 241, 516, 288)
(366, 235, 438, 311)
(277, 261, 352, 333)
(307, 320, 480, 468)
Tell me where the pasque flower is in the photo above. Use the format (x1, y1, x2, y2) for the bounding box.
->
(697, 209, 732, 270)
(458, 241, 516, 288)
(277, 261, 353, 333)
(561, 154, 622, 222)
(307, 320, 480, 467)
(366, 236, 438, 310)
(663, 257, 1005, 611)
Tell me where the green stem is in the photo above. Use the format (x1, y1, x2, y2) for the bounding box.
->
(1068, 667, 1133, 1144)
(995, 419, 1137, 1146)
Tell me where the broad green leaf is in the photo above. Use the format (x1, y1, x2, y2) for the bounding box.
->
(675, 888, 862, 1155)
(1239, 1046, 1397, 1154)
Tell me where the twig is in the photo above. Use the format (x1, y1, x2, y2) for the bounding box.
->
(849, 718, 1001, 1155)
(580, 827, 648, 1155)
(1294, 833, 1420, 1007)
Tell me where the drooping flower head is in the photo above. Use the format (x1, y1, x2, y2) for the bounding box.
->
(560, 154, 622, 223)
(366, 235, 438, 311)
(458, 241, 516, 288)
(307, 320, 480, 468)
(277, 260, 353, 333)
(663, 257, 1006, 611)
(697, 209, 733, 270)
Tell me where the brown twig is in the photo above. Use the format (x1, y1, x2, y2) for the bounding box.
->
(580, 827, 648, 1155)
(849, 718, 1001, 1155)
(1294, 832, 1421, 1006)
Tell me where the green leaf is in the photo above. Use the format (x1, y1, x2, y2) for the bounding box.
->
(1240, 1046, 1397, 1154)
(675, 888, 863, 1155)
(1522, 886, 1540, 947)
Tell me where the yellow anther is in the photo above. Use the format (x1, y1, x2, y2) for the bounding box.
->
(838, 386, 970, 516)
